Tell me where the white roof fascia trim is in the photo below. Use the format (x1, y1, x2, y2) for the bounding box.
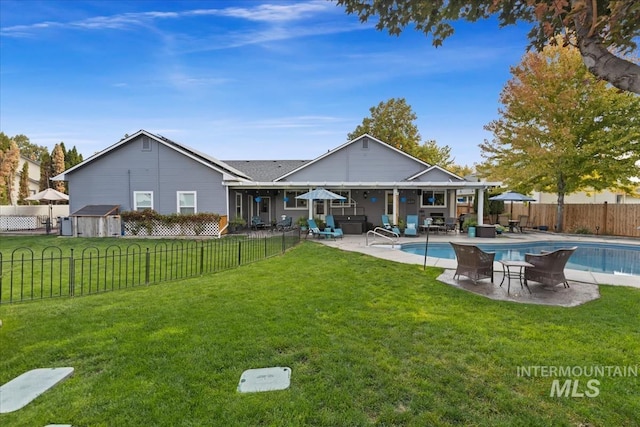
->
(53, 129, 149, 180)
(224, 181, 501, 188)
(273, 134, 431, 182)
(52, 129, 250, 181)
(407, 165, 465, 181)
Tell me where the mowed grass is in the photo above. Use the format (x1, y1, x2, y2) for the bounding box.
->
(0, 241, 639, 426)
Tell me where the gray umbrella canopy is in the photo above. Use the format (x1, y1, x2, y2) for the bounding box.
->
(489, 191, 535, 216)
(489, 191, 536, 202)
(26, 188, 69, 202)
(295, 188, 346, 200)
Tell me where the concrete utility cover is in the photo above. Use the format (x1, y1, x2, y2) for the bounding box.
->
(0, 367, 74, 413)
(237, 367, 291, 393)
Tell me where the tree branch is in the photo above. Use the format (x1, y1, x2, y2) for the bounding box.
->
(572, 0, 640, 94)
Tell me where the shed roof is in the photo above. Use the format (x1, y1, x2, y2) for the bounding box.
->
(71, 205, 120, 217)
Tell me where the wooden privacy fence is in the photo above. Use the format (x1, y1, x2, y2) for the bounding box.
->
(507, 203, 640, 237)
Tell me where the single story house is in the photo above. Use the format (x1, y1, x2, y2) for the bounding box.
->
(53, 130, 499, 232)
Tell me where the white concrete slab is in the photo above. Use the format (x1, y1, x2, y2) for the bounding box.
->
(237, 367, 291, 393)
(0, 367, 74, 413)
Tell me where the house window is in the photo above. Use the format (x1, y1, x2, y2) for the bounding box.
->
(142, 136, 151, 151)
(284, 190, 308, 209)
(329, 190, 350, 207)
(178, 191, 196, 214)
(235, 192, 243, 218)
(134, 191, 153, 211)
(362, 139, 369, 149)
(421, 190, 446, 207)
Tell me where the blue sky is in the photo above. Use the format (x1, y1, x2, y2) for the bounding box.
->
(1, 0, 533, 167)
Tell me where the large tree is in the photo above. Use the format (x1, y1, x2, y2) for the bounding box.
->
(336, 0, 640, 94)
(0, 136, 21, 205)
(348, 97, 456, 167)
(348, 98, 422, 153)
(39, 151, 52, 191)
(51, 144, 66, 193)
(13, 134, 48, 162)
(18, 161, 30, 205)
(478, 40, 640, 231)
(63, 145, 84, 170)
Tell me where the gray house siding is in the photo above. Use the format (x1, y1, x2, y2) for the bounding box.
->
(413, 168, 464, 182)
(280, 136, 425, 182)
(66, 135, 226, 215)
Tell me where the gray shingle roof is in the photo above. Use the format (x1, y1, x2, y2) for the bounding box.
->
(223, 160, 309, 182)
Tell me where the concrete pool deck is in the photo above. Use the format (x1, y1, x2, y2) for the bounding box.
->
(311, 230, 639, 306)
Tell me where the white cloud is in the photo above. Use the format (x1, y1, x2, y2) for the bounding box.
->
(1, 1, 337, 37)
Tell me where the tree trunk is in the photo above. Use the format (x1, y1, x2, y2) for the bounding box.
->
(572, 0, 640, 94)
(556, 192, 565, 233)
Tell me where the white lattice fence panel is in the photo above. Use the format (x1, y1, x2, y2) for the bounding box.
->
(1, 216, 41, 230)
(123, 220, 220, 237)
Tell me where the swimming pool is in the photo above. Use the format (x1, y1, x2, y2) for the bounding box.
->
(400, 241, 640, 277)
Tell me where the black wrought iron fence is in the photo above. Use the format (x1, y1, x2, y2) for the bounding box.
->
(0, 230, 300, 304)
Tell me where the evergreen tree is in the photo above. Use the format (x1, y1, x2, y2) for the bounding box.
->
(18, 161, 30, 205)
(51, 144, 66, 193)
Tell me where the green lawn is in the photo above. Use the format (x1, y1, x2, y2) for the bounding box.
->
(0, 241, 638, 426)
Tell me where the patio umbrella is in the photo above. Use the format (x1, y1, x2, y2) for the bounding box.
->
(26, 188, 69, 224)
(296, 188, 346, 220)
(295, 188, 346, 201)
(489, 191, 535, 216)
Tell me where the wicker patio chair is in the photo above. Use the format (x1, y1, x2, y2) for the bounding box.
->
(524, 246, 577, 288)
(450, 242, 495, 284)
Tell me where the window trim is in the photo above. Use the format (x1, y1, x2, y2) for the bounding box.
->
(134, 191, 153, 211)
(329, 189, 351, 207)
(177, 191, 197, 214)
(420, 190, 447, 208)
(283, 190, 309, 210)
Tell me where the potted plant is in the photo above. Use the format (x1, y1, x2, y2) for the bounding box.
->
(397, 218, 406, 233)
(462, 217, 478, 236)
(296, 216, 308, 230)
(229, 216, 246, 233)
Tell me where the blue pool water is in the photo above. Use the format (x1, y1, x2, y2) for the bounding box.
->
(401, 241, 640, 277)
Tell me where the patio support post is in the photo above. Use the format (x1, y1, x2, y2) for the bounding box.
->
(393, 187, 399, 225)
(477, 188, 485, 225)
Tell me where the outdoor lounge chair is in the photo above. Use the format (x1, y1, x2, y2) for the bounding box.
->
(450, 242, 495, 284)
(324, 215, 343, 238)
(404, 215, 419, 236)
(381, 215, 401, 235)
(307, 219, 340, 239)
(251, 216, 268, 230)
(524, 246, 577, 288)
